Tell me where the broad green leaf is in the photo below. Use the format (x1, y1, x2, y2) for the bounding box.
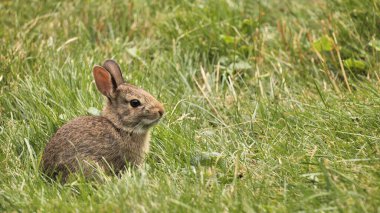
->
(368, 39, 380, 51)
(313, 36, 333, 52)
(242, 18, 254, 26)
(220, 35, 236, 44)
(343, 58, 366, 70)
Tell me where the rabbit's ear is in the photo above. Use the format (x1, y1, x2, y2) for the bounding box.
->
(103, 59, 125, 87)
(93, 65, 114, 98)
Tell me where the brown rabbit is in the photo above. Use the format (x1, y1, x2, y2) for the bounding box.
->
(41, 59, 164, 181)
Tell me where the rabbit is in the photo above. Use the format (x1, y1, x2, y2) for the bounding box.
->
(41, 59, 164, 181)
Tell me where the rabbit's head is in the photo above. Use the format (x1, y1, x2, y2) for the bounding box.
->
(93, 60, 164, 133)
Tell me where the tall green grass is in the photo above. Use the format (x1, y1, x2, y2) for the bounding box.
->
(1, 0, 380, 211)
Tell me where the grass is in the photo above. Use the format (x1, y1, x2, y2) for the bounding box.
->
(1, 0, 380, 212)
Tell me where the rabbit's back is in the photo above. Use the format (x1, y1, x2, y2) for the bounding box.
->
(42, 116, 126, 178)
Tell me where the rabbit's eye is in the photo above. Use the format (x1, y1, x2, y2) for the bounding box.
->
(130, 99, 141, 108)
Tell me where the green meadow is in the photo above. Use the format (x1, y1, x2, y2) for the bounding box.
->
(1, 0, 380, 212)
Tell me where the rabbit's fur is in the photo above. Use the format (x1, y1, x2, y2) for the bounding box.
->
(42, 60, 164, 180)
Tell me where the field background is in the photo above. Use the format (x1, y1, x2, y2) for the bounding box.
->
(1, 0, 380, 212)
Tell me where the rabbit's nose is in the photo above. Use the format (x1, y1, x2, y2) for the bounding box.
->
(158, 109, 164, 117)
